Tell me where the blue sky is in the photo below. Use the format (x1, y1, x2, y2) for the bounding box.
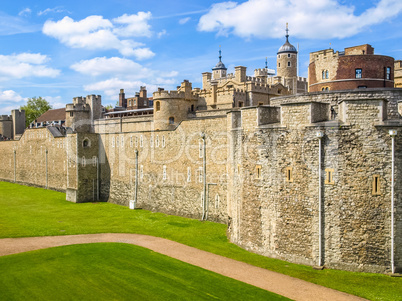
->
(0, 0, 402, 113)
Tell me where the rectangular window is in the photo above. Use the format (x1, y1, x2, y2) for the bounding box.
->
(372, 175, 381, 195)
(130, 136, 133, 147)
(121, 136, 124, 147)
(386, 67, 391, 80)
(135, 136, 138, 147)
(256, 165, 262, 179)
(355, 68, 362, 79)
(287, 61, 291, 67)
(162, 135, 166, 147)
(285, 167, 293, 182)
(187, 167, 191, 182)
(93, 156, 97, 167)
(140, 165, 143, 179)
(112, 136, 115, 147)
(116, 136, 119, 148)
(163, 165, 167, 180)
(155, 135, 159, 147)
(150, 135, 154, 147)
(325, 168, 334, 185)
(140, 135, 143, 147)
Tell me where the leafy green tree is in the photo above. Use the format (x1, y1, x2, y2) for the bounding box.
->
(105, 104, 113, 110)
(20, 97, 52, 127)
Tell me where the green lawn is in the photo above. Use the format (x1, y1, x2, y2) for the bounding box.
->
(0, 181, 401, 301)
(0, 243, 289, 301)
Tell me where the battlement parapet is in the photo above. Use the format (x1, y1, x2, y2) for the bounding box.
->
(66, 103, 90, 112)
(0, 115, 12, 121)
(153, 90, 199, 101)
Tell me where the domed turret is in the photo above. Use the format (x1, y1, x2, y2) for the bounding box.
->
(278, 27, 297, 54)
(212, 47, 227, 80)
(276, 23, 298, 79)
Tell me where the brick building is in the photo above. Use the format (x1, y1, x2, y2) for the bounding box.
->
(308, 44, 394, 92)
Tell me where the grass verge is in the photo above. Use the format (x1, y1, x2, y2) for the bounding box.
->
(0, 243, 289, 301)
(0, 181, 400, 300)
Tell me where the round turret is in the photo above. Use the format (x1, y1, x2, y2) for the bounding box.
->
(212, 47, 227, 80)
(277, 24, 297, 79)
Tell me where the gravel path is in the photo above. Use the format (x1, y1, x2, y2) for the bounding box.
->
(0, 233, 367, 301)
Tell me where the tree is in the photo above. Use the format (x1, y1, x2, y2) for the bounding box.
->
(20, 97, 52, 127)
(104, 104, 113, 110)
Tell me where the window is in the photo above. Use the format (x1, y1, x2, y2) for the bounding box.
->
(155, 135, 159, 147)
(355, 68, 362, 79)
(288, 53, 291, 58)
(278, 63, 281, 68)
(278, 55, 280, 58)
(140, 135, 143, 147)
(322, 70, 325, 79)
(116, 136, 119, 148)
(256, 165, 262, 179)
(121, 136, 124, 147)
(140, 165, 143, 179)
(215, 194, 220, 209)
(187, 167, 191, 182)
(70, 112, 73, 117)
(135, 136, 138, 147)
(130, 136, 133, 147)
(325, 70, 329, 79)
(321, 87, 329, 91)
(162, 136, 166, 147)
(150, 135, 154, 147)
(163, 165, 167, 180)
(358, 86, 367, 89)
(287, 61, 291, 67)
(155, 101, 161, 112)
(82, 156, 86, 167)
(386, 67, 391, 80)
(169, 117, 175, 124)
(112, 136, 115, 147)
(93, 156, 97, 167)
(372, 175, 381, 195)
(325, 168, 334, 184)
(238, 101, 243, 108)
(258, 102, 264, 106)
(285, 167, 293, 182)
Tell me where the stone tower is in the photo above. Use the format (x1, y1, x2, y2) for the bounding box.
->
(212, 47, 227, 80)
(277, 23, 298, 79)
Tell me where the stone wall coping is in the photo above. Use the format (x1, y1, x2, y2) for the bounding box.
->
(257, 123, 286, 129)
(375, 119, 402, 127)
(271, 88, 402, 101)
(280, 101, 328, 106)
(338, 97, 388, 104)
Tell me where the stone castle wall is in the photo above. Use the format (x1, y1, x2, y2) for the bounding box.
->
(0, 128, 69, 191)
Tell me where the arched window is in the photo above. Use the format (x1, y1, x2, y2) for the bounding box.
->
(322, 71, 325, 79)
(325, 70, 329, 79)
(155, 101, 161, 111)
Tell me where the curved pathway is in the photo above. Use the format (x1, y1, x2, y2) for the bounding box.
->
(0, 233, 366, 301)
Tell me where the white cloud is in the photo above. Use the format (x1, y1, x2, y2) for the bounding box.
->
(0, 90, 24, 103)
(179, 17, 191, 25)
(113, 12, 152, 37)
(0, 11, 40, 35)
(84, 78, 158, 97)
(43, 13, 157, 59)
(157, 29, 167, 38)
(198, 0, 402, 39)
(0, 53, 60, 80)
(18, 8, 32, 17)
(38, 7, 71, 16)
(70, 57, 149, 76)
(44, 95, 67, 109)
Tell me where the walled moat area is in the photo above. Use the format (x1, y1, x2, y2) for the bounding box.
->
(1, 88, 402, 274)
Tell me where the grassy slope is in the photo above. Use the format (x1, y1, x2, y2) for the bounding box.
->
(0, 243, 289, 301)
(0, 182, 401, 301)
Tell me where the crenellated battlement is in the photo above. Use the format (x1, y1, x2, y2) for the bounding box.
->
(0, 115, 12, 121)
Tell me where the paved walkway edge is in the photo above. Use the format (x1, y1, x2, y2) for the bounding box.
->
(0, 233, 367, 301)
